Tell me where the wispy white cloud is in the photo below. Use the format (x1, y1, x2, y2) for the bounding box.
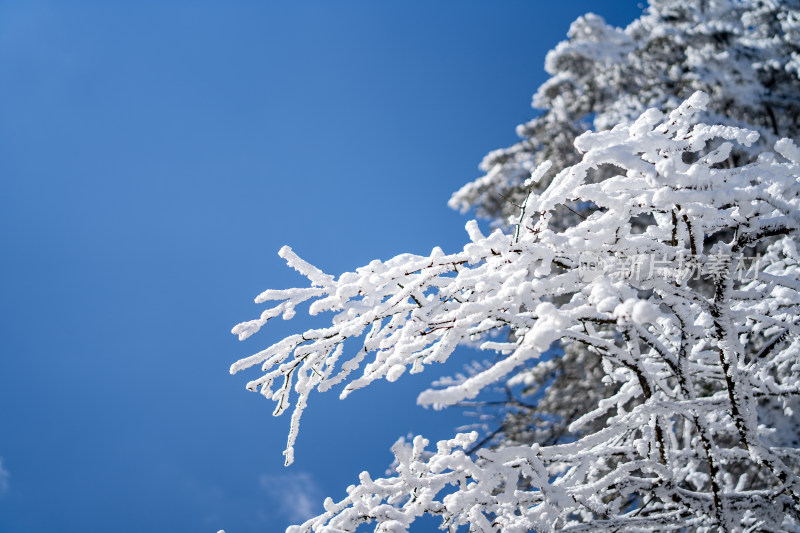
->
(259, 472, 320, 523)
(0, 457, 9, 496)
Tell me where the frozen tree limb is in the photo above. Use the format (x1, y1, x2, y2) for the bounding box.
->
(233, 94, 800, 530)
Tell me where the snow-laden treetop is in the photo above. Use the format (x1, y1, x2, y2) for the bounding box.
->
(451, 0, 800, 224)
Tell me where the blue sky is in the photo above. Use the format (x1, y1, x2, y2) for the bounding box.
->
(0, 1, 642, 531)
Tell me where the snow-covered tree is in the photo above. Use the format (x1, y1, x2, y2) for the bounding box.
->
(232, 92, 800, 530)
(450, 0, 800, 223)
(446, 0, 800, 469)
(230, 1, 800, 529)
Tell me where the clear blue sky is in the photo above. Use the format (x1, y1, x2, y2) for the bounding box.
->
(0, 2, 642, 531)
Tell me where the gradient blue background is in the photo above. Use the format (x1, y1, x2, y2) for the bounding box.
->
(0, 2, 642, 531)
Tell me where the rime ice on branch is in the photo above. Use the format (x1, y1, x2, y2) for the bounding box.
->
(232, 93, 800, 531)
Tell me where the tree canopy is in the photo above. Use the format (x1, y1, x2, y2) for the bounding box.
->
(451, 0, 800, 224)
(231, 1, 800, 531)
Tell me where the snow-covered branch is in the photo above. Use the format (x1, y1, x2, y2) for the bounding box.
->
(233, 92, 800, 530)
